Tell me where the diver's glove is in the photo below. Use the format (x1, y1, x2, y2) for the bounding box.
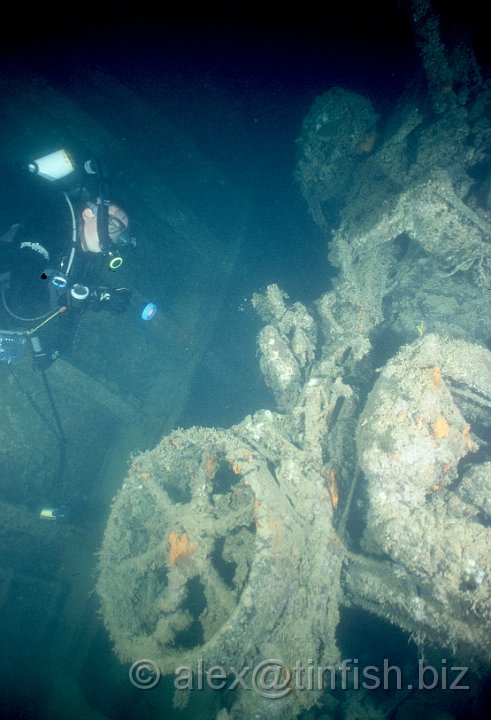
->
(94, 286, 131, 314)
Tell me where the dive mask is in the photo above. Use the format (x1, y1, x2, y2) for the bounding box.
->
(87, 200, 136, 256)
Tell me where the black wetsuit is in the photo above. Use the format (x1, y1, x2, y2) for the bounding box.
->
(0, 165, 106, 366)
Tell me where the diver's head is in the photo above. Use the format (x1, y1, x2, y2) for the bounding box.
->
(81, 201, 130, 254)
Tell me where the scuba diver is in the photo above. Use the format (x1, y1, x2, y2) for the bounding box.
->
(0, 149, 137, 369)
(0, 149, 158, 522)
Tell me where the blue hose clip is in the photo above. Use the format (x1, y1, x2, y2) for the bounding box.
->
(51, 273, 68, 289)
(141, 302, 157, 321)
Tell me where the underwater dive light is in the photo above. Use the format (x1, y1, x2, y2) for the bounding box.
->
(28, 149, 75, 182)
(39, 505, 71, 523)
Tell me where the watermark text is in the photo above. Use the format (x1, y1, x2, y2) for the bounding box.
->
(128, 657, 469, 697)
